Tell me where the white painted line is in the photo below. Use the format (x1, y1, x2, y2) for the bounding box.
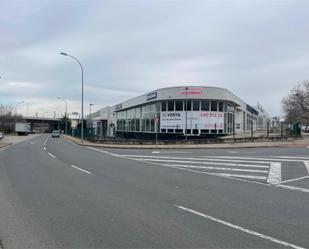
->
(304, 161, 309, 174)
(277, 184, 309, 193)
(133, 158, 270, 169)
(267, 162, 281, 185)
(206, 156, 306, 163)
(126, 155, 270, 186)
(276, 156, 309, 160)
(161, 164, 268, 173)
(152, 151, 160, 154)
(227, 151, 238, 154)
(175, 205, 305, 249)
(43, 147, 46, 151)
(276, 176, 309, 185)
(43, 135, 49, 146)
(71, 165, 92, 175)
(48, 152, 56, 158)
(86, 146, 120, 157)
(212, 173, 267, 180)
(123, 155, 270, 165)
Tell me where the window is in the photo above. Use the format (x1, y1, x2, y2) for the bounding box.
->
(201, 129, 209, 133)
(150, 119, 155, 132)
(186, 129, 191, 134)
(175, 129, 183, 133)
(193, 100, 200, 111)
(193, 129, 199, 134)
(218, 102, 223, 112)
(167, 129, 174, 133)
(211, 101, 217, 111)
(201, 100, 209, 111)
(175, 100, 183, 111)
(211, 129, 217, 133)
(186, 100, 191, 111)
(161, 129, 166, 132)
(161, 101, 166, 111)
(167, 101, 174, 111)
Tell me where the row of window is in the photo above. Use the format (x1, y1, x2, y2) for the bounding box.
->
(161, 129, 224, 134)
(161, 100, 226, 112)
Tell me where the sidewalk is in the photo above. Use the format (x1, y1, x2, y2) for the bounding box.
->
(63, 135, 308, 149)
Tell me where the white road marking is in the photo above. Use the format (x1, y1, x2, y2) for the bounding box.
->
(48, 152, 56, 158)
(304, 161, 309, 174)
(276, 176, 309, 185)
(125, 155, 270, 186)
(276, 156, 309, 160)
(267, 162, 281, 185)
(161, 164, 268, 173)
(212, 173, 267, 180)
(43, 147, 46, 151)
(125, 155, 270, 165)
(43, 135, 49, 146)
(227, 151, 238, 154)
(86, 146, 120, 157)
(175, 205, 305, 249)
(133, 158, 269, 169)
(71, 165, 92, 175)
(152, 151, 160, 154)
(206, 156, 306, 163)
(277, 184, 309, 193)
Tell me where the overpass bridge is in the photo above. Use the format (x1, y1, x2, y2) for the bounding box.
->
(23, 116, 61, 133)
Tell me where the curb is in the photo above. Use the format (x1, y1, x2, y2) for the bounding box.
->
(0, 143, 12, 149)
(62, 135, 295, 150)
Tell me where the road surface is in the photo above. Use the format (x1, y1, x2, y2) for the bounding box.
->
(0, 134, 308, 248)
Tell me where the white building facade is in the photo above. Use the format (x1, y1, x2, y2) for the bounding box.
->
(91, 86, 265, 139)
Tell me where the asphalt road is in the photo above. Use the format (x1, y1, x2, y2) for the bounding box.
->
(0, 134, 309, 249)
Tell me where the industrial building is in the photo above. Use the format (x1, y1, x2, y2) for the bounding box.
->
(89, 86, 270, 139)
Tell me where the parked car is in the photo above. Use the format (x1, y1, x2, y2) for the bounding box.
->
(0, 132, 4, 139)
(51, 130, 60, 138)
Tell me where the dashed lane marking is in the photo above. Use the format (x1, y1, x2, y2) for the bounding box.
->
(43, 135, 49, 146)
(175, 205, 306, 249)
(71, 165, 92, 175)
(47, 152, 56, 158)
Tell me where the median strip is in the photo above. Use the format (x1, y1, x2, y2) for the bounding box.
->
(175, 205, 305, 249)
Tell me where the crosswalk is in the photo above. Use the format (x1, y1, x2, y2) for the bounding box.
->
(121, 154, 280, 183)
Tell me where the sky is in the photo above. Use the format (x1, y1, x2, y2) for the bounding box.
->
(1, 0, 309, 118)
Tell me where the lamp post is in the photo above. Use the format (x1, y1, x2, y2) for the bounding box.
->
(15, 101, 25, 129)
(60, 52, 84, 142)
(57, 97, 68, 134)
(15, 101, 25, 117)
(89, 103, 94, 135)
(185, 87, 188, 141)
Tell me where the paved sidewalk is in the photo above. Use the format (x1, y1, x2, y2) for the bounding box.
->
(0, 134, 40, 149)
(63, 135, 307, 149)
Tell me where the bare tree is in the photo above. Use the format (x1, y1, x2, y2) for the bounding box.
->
(282, 80, 309, 125)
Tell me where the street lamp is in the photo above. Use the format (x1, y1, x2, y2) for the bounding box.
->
(57, 97, 68, 134)
(15, 101, 25, 116)
(89, 103, 94, 135)
(60, 52, 84, 142)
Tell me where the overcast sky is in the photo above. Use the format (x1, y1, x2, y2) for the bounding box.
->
(1, 0, 309, 118)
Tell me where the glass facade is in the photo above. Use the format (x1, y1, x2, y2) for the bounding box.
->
(116, 100, 238, 135)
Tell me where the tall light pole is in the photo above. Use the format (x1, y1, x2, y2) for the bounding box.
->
(89, 103, 94, 135)
(15, 101, 25, 117)
(185, 87, 188, 141)
(60, 52, 84, 142)
(57, 97, 68, 134)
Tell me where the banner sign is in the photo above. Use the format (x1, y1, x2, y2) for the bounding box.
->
(160, 111, 224, 130)
(179, 87, 203, 95)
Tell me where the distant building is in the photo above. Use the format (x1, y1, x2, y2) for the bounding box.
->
(89, 86, 270, 139)
(254, 102, 271, 130)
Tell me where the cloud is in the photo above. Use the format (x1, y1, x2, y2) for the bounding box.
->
(1, 1, 309, 117)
